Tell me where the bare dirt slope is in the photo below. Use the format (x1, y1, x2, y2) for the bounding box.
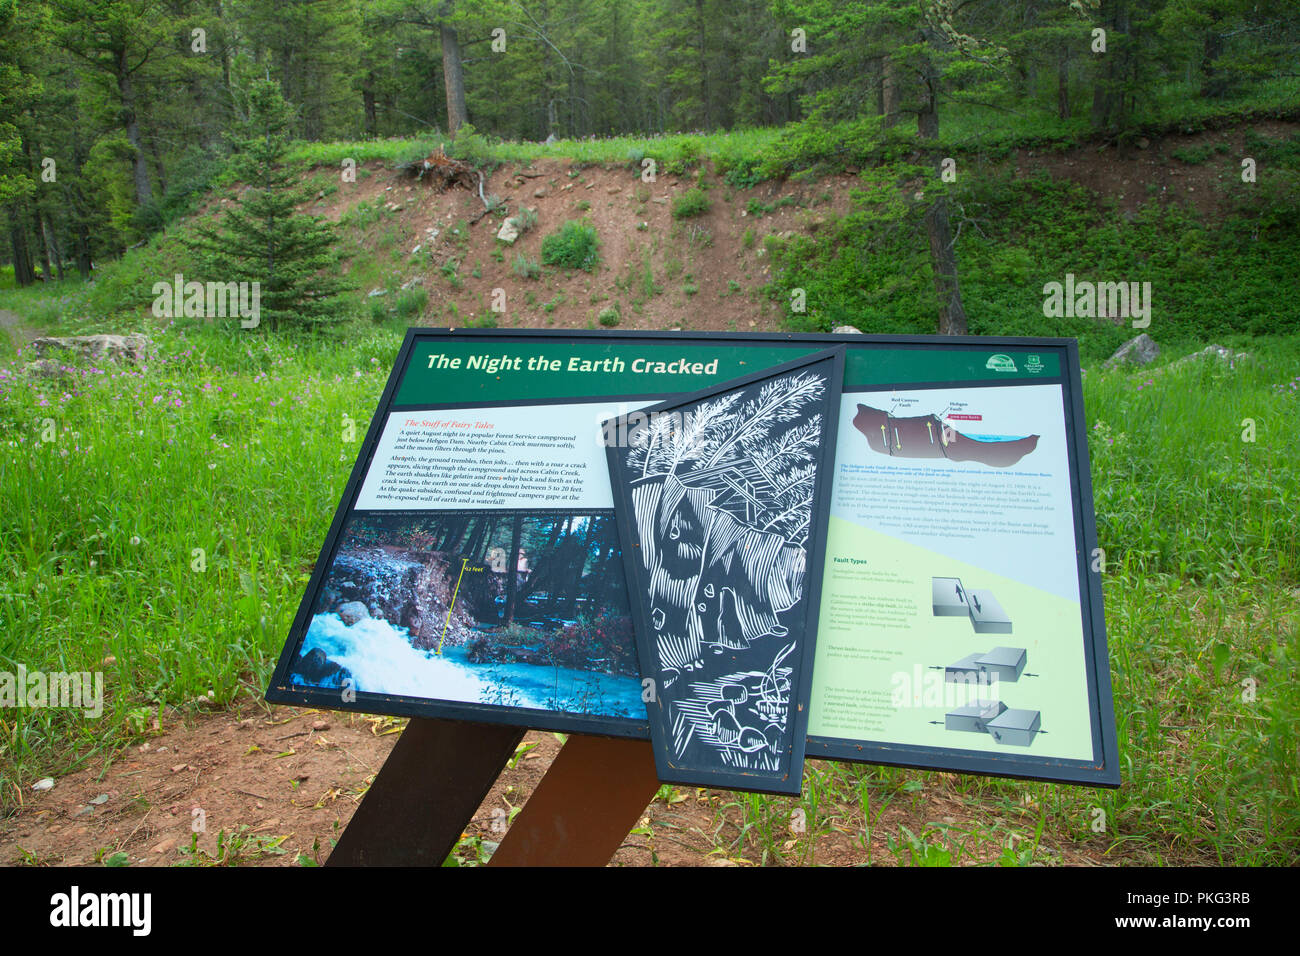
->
(304, 119, 1297, 338)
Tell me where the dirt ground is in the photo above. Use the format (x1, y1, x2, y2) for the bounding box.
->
(0, 702, 1120, 867)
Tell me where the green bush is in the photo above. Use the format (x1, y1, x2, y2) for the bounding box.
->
(672, 186, 711, 220)
(444, 123, 497, 170)
(598, 304, 620, 327)
(541, 220, 600, 272)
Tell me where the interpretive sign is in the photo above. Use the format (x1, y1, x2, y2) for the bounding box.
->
(604, 349, 844, 794)
(266, 329, 1118, 788)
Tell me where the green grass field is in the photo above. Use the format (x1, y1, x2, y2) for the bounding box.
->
(1, 310, 1296, 864)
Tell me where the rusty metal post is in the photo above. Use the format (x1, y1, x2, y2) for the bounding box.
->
(489, 734, 659, 867)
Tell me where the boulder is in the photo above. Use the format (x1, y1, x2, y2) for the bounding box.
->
(832, 325, 863, 335)
(32, 333, 150, 365)
(296, 648, 352, 689)
(1103, 333, 1159, 369)
(337, 601, 370, 626)
(1167, 343, 1250, 371)
(497, 217, 521, 244)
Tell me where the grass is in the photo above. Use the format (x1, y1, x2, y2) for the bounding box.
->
(2, 305, 1295, 863)
(0, 321, 398, 801)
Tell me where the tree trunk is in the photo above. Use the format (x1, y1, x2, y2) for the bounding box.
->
(1090, 0, 1130, 132)
(116, 45, 153, 208)
(362, 72, 378, 135)
(74, 222, 92, 279)
(9, 212, 35, 286)
(918, 33, 968, 336)
(43, 212, 64, 281)
(440, 23, 467, 135)
(881, 55, 902, 129)
(503, 514, 523, 624)
(1057, 50, 1070, 120)
(696, 0, 711, 130)
(1200, 15, 1226, 98)
(561, 519, 597, 617)
(31, 208, 51, 281)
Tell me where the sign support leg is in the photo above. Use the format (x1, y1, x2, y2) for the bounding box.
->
(489, 734, 659, 867)
(326, 717, 524, 866)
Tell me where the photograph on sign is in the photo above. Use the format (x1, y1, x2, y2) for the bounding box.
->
(605, 348, 845, 794)
(284, 509, 642, 719)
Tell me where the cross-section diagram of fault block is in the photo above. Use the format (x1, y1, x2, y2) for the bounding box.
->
(931, 577, 1043, 747)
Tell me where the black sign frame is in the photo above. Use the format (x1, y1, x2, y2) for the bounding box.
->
(265, 328, 1119, 789)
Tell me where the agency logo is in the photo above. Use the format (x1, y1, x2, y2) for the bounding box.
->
(49, 886, 151, 936)
(985, 354, 1017, 373)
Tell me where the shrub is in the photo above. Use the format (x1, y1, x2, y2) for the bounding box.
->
(513, 253, 541, 279)
(598, 305, 620, 327)
(513, 206, 539, 233)
(672, 186, 711, 220)
(541, 219, 600, 272)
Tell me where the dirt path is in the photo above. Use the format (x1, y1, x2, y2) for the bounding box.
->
(0, 308, 35, 352)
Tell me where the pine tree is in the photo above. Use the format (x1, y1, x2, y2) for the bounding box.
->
(187, 79, 351, 332)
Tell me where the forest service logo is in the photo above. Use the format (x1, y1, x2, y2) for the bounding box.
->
(986, 354, 1017, 373)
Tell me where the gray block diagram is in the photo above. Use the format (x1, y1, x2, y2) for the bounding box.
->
(943, 699, 1043, 747)
(946, 646, 1027, 684)
(931, 577, 1012, 634)
(944, 700, 1005, 733)
(932, 577, 969, 616)
(984, 708, 1042, 747)
(968, 589, 1013, 634)
(939, 649, 1041, 747)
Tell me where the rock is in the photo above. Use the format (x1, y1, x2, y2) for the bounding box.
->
(832, 325, 863, 334)
(367, 288, 385, 298)
(651, 197, 668, 205)
(311, 720, 330, 731)
(1167, 343, 1250, 371)
(338, 600, 370, 625)
(32, 334, 150, 365)
(152, 837, 177, 855)
(400, 276, 423, 291)
(32, 778, 54, 791)
(89, 793, 110, 805)
(544, 133, 558, 145)
(606, 186, 621, 195)
(533, 188, 548, 198)
(296, 648, 352, 689)
(1103, 333, 1160, 369)
(23, 359, 64, 378)
(497, 218, 521, 244)
(410, 244, 422, 255)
